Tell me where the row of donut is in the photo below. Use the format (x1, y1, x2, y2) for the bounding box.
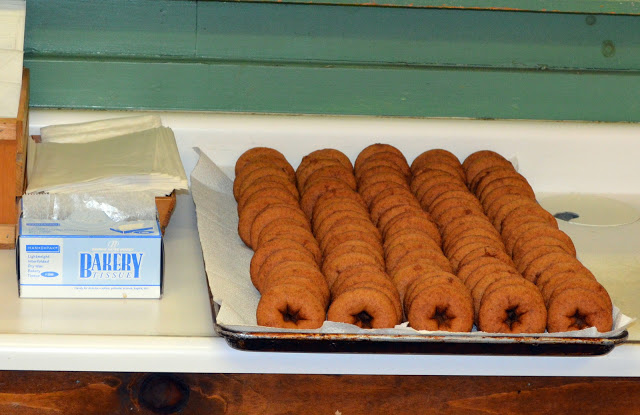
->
(234, 149, 329, 329)
(352, 145, 474, 332)
(463, 151, 612, 332)
(303, 149, 403, 328)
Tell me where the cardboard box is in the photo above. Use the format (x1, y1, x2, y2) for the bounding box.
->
(0, 68, 29, 249)
(17, 218, 163, 299)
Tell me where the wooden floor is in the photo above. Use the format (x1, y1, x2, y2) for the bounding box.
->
(0, 372, 638, 414)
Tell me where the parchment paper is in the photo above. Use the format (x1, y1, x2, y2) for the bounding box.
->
(191, 150, 634, 338)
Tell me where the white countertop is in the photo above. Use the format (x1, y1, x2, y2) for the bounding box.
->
(0, 109, 636, 376)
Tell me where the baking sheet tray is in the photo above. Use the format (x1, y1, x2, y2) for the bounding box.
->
(190, 117, 638, 355)
(214, 324, 628, 356)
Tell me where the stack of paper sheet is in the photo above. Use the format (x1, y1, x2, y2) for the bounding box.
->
(26, 116, 188, 197)
(0, 0, 25, 118)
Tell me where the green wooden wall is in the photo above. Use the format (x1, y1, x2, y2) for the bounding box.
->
(24, 0, 640, 121)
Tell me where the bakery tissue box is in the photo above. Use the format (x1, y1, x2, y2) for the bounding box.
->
(16, 193, 163, 299)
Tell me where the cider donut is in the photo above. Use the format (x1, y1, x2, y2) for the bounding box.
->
(546, 288, 612, 333)
(256, 284, 326, 329)
(327, 286, 399, 329)
(477, 281, 547, 333)
(300, 177, 355, 219)
(407, 282, 474, 332)
(249, 203, 311, 249)
(411, 149, 461, 175)
(355, 144, 407, 172)
(301, 164, 357, 192)
(298, 148, 353, 173)
(235, 147, 289, 176)
(356, 153, 411, 180)
(321, 251, 385, 289)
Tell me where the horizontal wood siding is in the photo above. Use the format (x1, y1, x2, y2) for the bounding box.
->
(23, 0, 640, 121)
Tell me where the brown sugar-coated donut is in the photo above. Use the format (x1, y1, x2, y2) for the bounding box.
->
(237, 185, 298, 214)
(531, 257, 592, 287)
(546, 288, 613, 333)
(463, 151, 515, 184)
(256, 284, 326, 329)
(301, 164, 357, 192)
(509, 226, 576, 259)
(387, 247, 453, 275)
(256, 221, 319, 253)
(261, 261, 330, 305)
(477, 281, 547, 333)
(300, 177, 355, 219)
(355, 144, 406, 172)
(382, 210, 441, 246)
(391, 260, 445, 300)
(411, 149, 461, 175)
(233, 166, 294, 200)
(322, 240, 385, 271)
(456, 245, 515, 274)
(356, 153, 411, 180)
(320, 229, 385, 258)
(407, 281, 474, 332)
(330, 268, 402, 323)
(512, 235, 577, 266)
(327, 286, 399, 329)
(298, 148, 353, 173)
(250, 238, 320, 281)
(254, 248, 319, 292)
(235, 147, 288, 176)
(414, 161, 466, 183)
(248, 203, 311, 249)
(321, 251, 385, 288)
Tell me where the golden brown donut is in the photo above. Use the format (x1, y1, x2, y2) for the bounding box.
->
(407, 280, 474, 332)
(261, 261, 330, 306)
(256, 221, 319, 253)
(235, 147, 289, 176)
(249, 203, 311, 249)
(355, 144, 407, 172)
(233, 166, 295, 200)
(299, 177, 355, 219)
(382, 210, 441, 247)
(254, 248, 319, 292)
(327, 286, 400, 329)
(356, 153, 411, 180)
(477, 280, 547, 333)
(301, 164, 357, 193)
(321, 251, 385, 289)
(546, 288, 612, 333)
(411, 149, 461, 175)
(256, 284, 327, 329)
(298, 148, 353, 172)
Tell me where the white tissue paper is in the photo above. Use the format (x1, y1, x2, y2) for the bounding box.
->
(40, 115, 163, 143)
(191, 149, 634, 338)
(27, 124, 188, 197)
(0, 0, 24, 118)
(0, 1, 25, 50)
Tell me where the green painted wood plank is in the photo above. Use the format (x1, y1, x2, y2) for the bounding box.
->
(23, 58, 640, 122)
(25, 0, 197, 57)
(196, 3, 640, 71)
(212, 0, 640, 16)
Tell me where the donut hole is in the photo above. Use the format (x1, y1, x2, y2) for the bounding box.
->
(504, 306, 525, 329)
(280, 304, 304, 324)
(353, 310, 374, 329)
(569, 309, 588, 330)
(432, 306, 453, 329)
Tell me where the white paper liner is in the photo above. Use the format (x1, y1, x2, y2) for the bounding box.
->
(191, 150, 635, 339)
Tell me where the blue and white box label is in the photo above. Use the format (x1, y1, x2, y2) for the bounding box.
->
(18, 219, 163, 299)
